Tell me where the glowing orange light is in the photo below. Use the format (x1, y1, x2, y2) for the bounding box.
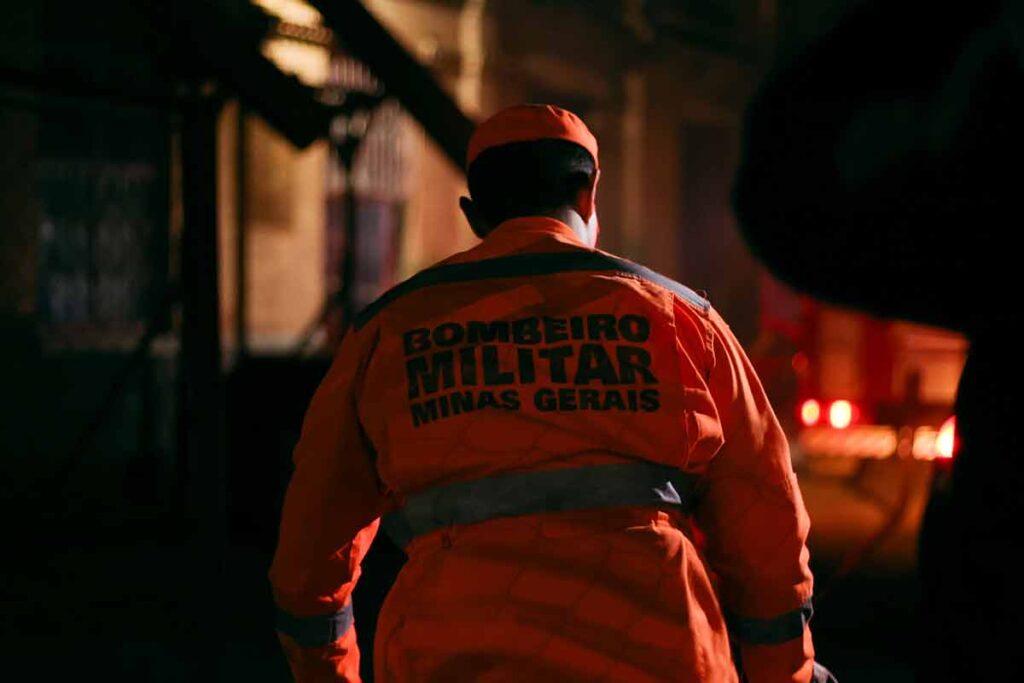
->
(936, 416, 957, 459)
(800, 400, 822, 427)
(829, 400, 854, 429)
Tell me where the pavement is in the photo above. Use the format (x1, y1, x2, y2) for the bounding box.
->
(797, 456, 936, 683)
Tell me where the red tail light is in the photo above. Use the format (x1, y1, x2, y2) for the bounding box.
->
(800, 399, 859, 429)
(800, 400, 821, 427)
(935, 416, 958, 459)
(828, 400, 854, 429)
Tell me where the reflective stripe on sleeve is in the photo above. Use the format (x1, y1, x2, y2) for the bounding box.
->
(381, 461, 698, 548)
(727, 598, 814, 646)
(275, 601, 354, 647)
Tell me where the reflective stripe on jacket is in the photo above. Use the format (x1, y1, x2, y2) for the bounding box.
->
(269, 216, 816, 682)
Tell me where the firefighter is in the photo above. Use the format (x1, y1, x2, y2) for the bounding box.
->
(270, 104, 832, 682)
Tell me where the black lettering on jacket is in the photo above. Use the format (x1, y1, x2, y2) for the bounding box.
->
(405, 352, 455, 399)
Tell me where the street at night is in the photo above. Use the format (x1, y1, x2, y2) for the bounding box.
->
(799, 458, 934, 682)
(2, 450, 934, 681)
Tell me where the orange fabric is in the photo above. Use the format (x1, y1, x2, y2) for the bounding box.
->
(270, 217, 816, 682)
(278, 626, 362, 683)
(466, 104, 600, 169)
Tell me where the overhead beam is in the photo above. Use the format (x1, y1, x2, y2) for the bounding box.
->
(139, 0, 333, 149)
(308, 0, 476, 170)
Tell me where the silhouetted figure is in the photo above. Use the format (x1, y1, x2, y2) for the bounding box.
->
(732, 1, 1024, 680)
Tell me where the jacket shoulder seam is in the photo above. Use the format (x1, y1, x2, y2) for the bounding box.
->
(353, 250, 710, 329)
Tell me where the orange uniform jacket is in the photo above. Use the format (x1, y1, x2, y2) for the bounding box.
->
(269, 216, 817, 682)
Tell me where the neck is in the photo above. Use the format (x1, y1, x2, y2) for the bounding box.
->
(544, 207, 591, 244)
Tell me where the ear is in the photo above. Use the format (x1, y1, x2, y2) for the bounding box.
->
(574, 169, 601, 223)
(459, 196, 490, 239)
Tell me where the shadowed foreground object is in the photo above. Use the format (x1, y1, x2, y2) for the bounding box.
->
(732, 1, 1024, 680)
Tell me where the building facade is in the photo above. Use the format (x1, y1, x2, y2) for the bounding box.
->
(236, 0, 778, 353)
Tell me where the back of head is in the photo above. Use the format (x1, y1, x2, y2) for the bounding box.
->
(465, 104, 600, 231)
(467, 139, 597, 228)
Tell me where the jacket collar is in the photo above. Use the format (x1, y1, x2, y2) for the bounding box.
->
(440, 215, 590, 266)
(484, 216, 587, 248)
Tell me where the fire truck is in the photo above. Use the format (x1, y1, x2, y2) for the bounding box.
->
(753, 278, 965, 466)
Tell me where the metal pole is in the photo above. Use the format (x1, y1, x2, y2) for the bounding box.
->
(235, 102, 248, 357)
(340, 150, 358, 332)
(178, 91, 226, 671)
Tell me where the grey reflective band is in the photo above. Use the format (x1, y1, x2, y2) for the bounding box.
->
(727, 598, 814, 646)
(275, 601, 354, 647)
(353, 250, 710, 330)
(381, 461, 699, 548)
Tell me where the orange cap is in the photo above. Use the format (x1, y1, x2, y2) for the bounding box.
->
(466, 104, 599, 170)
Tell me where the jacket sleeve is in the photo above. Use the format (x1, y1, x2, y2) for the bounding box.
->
(693, 307, 816, 683)
(269, 325, 391, 682)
